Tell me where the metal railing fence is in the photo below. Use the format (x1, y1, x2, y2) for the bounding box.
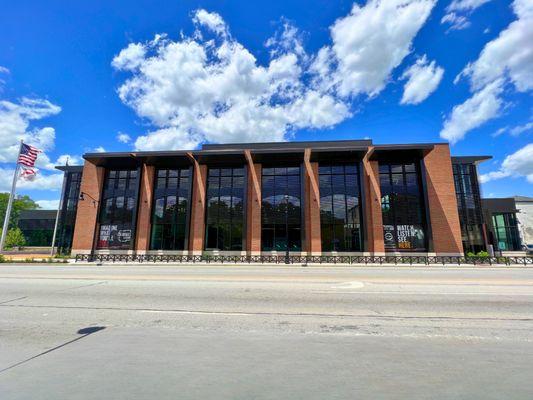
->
(75, 254, 533, 266)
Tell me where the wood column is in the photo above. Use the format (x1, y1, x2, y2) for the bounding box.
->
(362, 149, 385, 254)
(304, 149, 321, 255)
(187, 153, 207, 255)
(423, 144, 463, 255)
(135, 164, 155, 253)
(71, 160, 104, 255)
(245, 150, 261, 255)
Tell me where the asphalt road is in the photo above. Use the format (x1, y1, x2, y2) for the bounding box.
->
(0, 264, 532, 399)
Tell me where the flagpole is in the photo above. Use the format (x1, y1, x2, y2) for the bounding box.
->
(0, 140, 23, 253)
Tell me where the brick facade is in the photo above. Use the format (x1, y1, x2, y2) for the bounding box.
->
(304, 150, 321, 254)
(245, 150, 262, 255)
(67, 141, 473, 256)
(187, 155, 208, 254)
(362, 151, 385, 254)
(135, 164, 155, 253)
(423, 144, 464, 255)
(71, 161, 104, 255)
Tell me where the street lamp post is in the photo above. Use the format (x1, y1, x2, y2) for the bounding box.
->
(284, 194, 290, 264)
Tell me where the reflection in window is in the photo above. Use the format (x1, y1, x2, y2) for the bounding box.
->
(56, 171, 82, 254)
(150, 168, 190, 250)
(453, 163, 485, 253)
(379, 163, 427, 251)
(492, 213, 521, 251)
(205, 168, 245, 251)
(319, 165, 362, 252)
(98, 169, 138, 249)
(261, 167, 302, 251)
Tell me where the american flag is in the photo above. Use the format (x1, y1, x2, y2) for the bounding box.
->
(20, 167, 37, 180)
(18, 143, 41, 168)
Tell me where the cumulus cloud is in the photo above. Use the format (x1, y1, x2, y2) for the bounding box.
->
(480, 143, 533, 183)
(400, 55, 444, 105)
(94, 146, 106, 153)
(440, 0, 533, 143)
(0, 97, 61, 168)
(116, 132, 131, 143)
(441, 79, 504, 143)
(316, 0, 437, 98)
(36, 199, 60, 209)
(112, 3, 436, 151)
(0, 167, 63, 192)
(441, 0, 493, 31)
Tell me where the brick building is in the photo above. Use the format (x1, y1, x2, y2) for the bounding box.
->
(56, 140, 491, 257)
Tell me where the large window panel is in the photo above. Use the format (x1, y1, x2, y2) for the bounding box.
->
(205, 167, 244, 251)
(261, 166, 302, 252)
(150, 168, 190, 251)
(319, 164, 362, 252)
(453, 163, 485, 253)
(97, 169, 139, 250)
(379, 162, 427, 252)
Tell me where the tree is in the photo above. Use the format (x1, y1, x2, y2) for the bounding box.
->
(5, 227, 26, 249)
(0, 193, 40, 230)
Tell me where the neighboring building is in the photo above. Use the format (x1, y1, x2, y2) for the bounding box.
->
(482, 198, 522, 254)
(514, 196, 533, 251)
(56, 139, 492, 257)
(17, 209, 57, 247)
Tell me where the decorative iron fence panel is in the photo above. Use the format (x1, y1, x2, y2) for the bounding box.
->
(74, 254, 533, 266)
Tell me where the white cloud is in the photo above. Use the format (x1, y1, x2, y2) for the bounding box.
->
(441, 13, 470, 31)
(94, 146, 106, 152)
(0, 98, 61, 164)
(447, 0, 492, 12)
(440, 0, 533, 143)
(111, 43, 147, 71)
(442, 0, 493, 31)
(400, 55, 444, 105)
(318, 0, 436, 98)
(480, 143, 533, 183)
(113, 2, 436, 150)
(440, 79, 503, 143)
(192, 9, 228, 37)
(493, 120, 533, 137)
(0, 167, 63, 192)
(116, 132, 131, 143)
(0, 66, 9, 74)
(36, 199, 60, 209)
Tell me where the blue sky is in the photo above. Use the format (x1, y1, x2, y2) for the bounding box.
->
(0, 0, 531, 208)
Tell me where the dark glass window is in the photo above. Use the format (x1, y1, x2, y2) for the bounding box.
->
(492, 213, 521, 251)
(56, 171, 82, 254)
(262, 166, 302, 251)
(150, 168, 190, 250)
(205, 167, 245, 251)
(319, 164, 362, 252)
(453, 163, 485, 253)
(379, 162, 427, 251)
(97, 169, 138, 250)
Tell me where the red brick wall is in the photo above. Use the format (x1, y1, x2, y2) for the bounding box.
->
(363, 151, 385, 253)
(71, 161, 104, 254)
(423, 144, 463, 254)
(245, 150, 261, 255)
(304, 150, 321, 254)
(188, 159, 207, 254)
(135, 164, 155, 252)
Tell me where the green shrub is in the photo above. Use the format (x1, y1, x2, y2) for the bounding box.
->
(476, 250, 489, 257)
(0, 254, 5, 263)
(5, 227, 26, 249)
